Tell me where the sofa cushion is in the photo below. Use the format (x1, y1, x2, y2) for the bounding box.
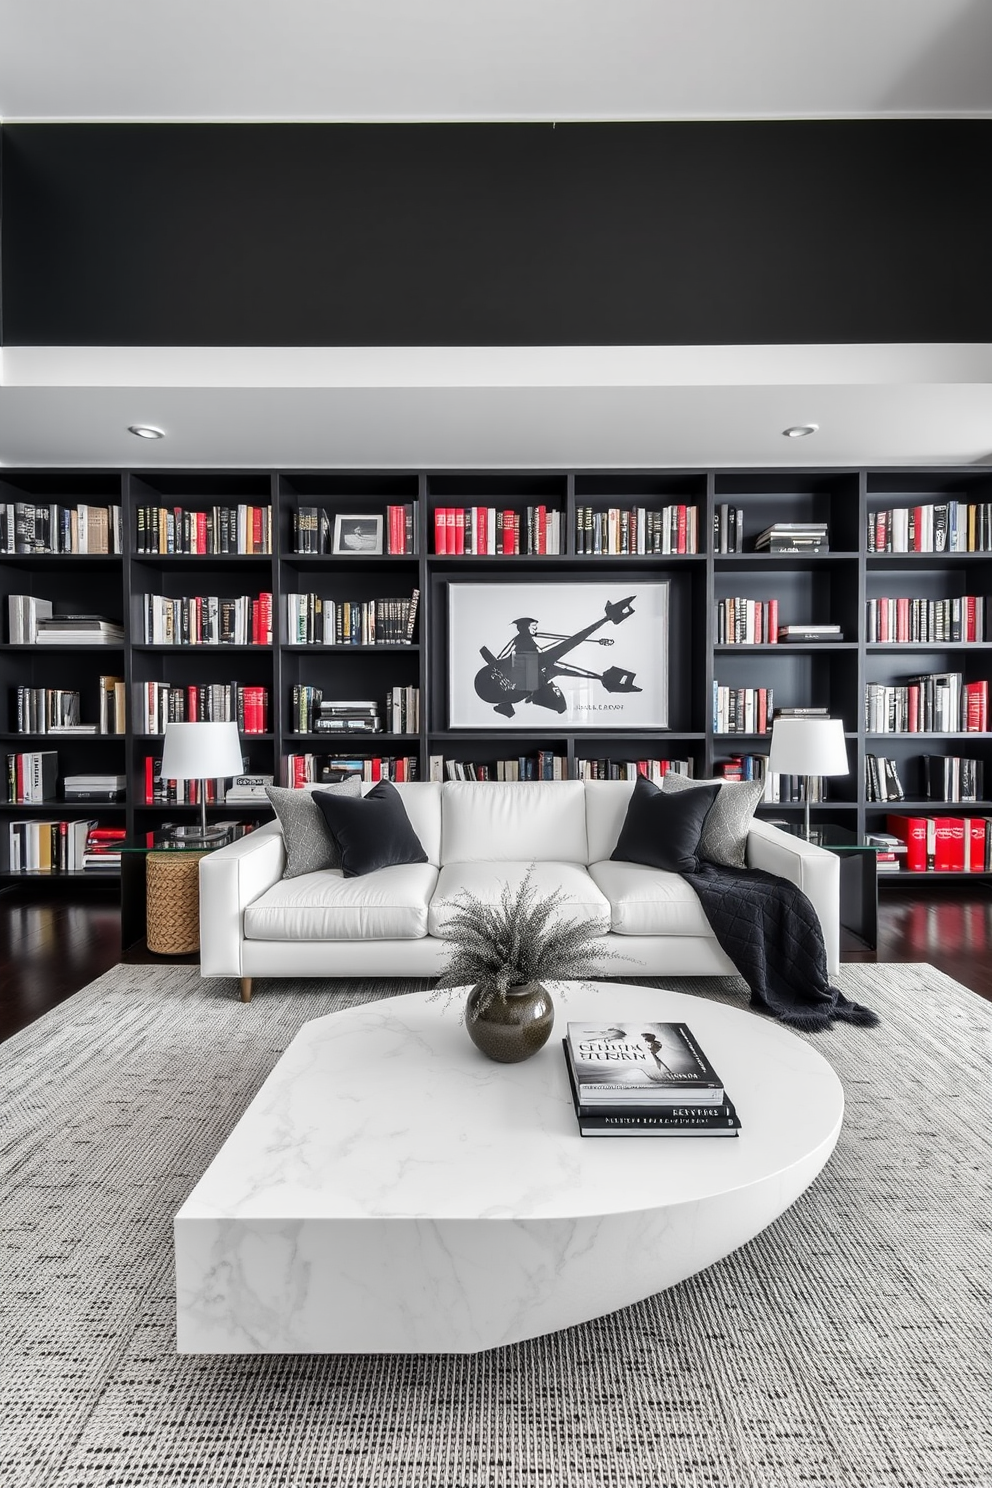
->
(244, 863, 439, 941)
(662, 771, 766, 870)
(428, 860, 610, 939)
(264, 778, 361, 878)
(587, 860, 716, 937)
(315, 779, 427, 876)
(440, 781, 588, 864)
(611, 772, 719, 873)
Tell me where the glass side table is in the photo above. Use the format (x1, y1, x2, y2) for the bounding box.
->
(777, 822, 882, 948)
(120, 824, 254, 954)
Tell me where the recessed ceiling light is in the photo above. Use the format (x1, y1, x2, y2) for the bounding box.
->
(783, 424, 819, 438)
(128, 425, 165, 440)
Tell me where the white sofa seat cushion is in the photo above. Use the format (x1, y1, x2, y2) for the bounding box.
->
(244, 863, 439, 941)
(428, 861, 611, 940)
(587, 859, 716, 938)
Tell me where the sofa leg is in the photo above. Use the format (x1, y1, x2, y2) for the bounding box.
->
(240, 977, 253, 1004)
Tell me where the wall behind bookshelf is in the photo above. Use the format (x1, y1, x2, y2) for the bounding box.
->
(5, 465, 992, 885)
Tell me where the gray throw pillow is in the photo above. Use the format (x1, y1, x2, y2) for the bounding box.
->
(661, 772, 765, 869)
(265, 779, 362, 878)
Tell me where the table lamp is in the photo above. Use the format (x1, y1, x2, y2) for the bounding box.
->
(159, 721, 244, 843)
(767, 716, 849, 840)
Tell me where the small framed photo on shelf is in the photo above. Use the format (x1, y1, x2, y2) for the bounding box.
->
(332, 514, 384, 555)
(446, 580, 670, 729)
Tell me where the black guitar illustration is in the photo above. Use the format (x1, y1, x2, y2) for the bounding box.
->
(474, 596, 643, 717)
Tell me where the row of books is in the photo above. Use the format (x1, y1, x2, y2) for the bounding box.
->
(864, 674, 988, 733)
(865, 753, 988, 806)
(291, 504, 418, 554)
(6, 821, 125, 874)
(753, 521, 828, 553)
(135, 504, 272, 554)
(140, 592, 273, 646)
(135, 682, 270, 735)
(6, 751, 57, 803)
(865, 595, 992, 644)
(1, 502, 123, 555)
(573, 505, 699, 555)
(290, 688, 383, 735)
(142, 755, 249, 805)
(886, 813, 992, 872)
(436, 754, 566, 782)
(867, 501, 992, 554)
(13, 678, 125, 735)
(563, 1022, 739, 1138)
(386, 687, 420, 735)
(864, 754, 907, 802)
(717, 754, 824, 803)
(286, 754, 419, 786)
(712, 684, 774, 735)
(284, 591, 419, 646)
(433, 506, 562, 555)
(716, 598, 779, 644)
(713, 505, 745, 553)
(576, 759, 693, 782)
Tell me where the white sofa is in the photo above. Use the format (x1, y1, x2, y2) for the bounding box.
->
(199, 779, 840, 1000)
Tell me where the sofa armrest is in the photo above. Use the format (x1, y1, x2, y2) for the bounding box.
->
(745, 818, 841, 975)
(198, 822, 285, 977)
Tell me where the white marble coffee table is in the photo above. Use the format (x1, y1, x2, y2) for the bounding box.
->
(175, 982, 843, 1354)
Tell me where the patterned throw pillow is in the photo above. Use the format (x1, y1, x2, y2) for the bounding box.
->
(264, 779, 362, 878)
(661, 772, 766, 869)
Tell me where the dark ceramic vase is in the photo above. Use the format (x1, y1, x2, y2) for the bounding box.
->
(465, 981, 555, 1063)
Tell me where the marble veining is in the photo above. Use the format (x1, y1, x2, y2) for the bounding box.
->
(175, 983, 843, 1353)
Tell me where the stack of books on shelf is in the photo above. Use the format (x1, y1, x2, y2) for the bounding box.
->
(716, 597, 779, 644)
(887, 814, 992, 873)
(436, 752, 566, 782)
(286, 753, 418, 786)
(719, 754, 768, 786)
(574, 505, 698, 555)
(140, 592, 273, 645)
(14, 688, 82, 734)
(0, 501, 123, 554)
(144, 756, 249, 804)
(5, 819, 124, 873)
(864, 754, 907, 803)
(864, 673, 988, 733)
(576, 759, 694, 782)
(64, 773, 126, 803)
(313, 698, 384, 735)
(865, 595, 990, 644)
(135, 504, 272, 554)
(563, 1022, 740, 1138)
(225, 774, 274, 805)
(6, 751, 57, 803)
(868, 500, 992, 553)
(712, 683, 774, 734)
(386, 687, 420, 734)
(433, 506, 561, 555)
(291, 504, 417, 554)
(754, 522, 828, 554)
(922, 754, 984, 803)
(8, 595, 52, 644)
(865, 831, 908, 873)
(35, 614, 124, 645)
(778, 623, 843, 644)
(714, 505, 744, 553)
(136, 681, 269, 734)
(284, 591, 419, 645)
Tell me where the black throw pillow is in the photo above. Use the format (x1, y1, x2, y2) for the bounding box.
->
(611, 772, 720, 873)
(313, 778, 428, 877)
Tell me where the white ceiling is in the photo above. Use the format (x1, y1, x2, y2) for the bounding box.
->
(1, 1, 991, 469)
(2, 0, 991, 122)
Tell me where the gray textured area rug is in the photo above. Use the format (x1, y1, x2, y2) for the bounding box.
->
(2, 964, 991, 1488)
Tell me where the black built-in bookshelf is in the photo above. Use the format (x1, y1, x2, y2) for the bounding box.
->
(6, 466, 992, 884)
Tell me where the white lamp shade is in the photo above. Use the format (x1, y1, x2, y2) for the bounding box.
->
(159, 721, 244, 781)
(767, 717, 849, 777)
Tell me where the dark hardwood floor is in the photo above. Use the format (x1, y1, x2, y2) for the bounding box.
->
(1, 882, 991, 1043)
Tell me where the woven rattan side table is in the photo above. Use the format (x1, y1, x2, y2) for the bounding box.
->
(146, 849, 209, 955)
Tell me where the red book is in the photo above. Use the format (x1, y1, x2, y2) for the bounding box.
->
(394, 756, 406, 782)
(536, 506, 547, 554)
(913, 505, 924, 551)
(292, 755, 307, 788)
(196, 510, 207, 554)
(251, 598, 260, 645)
(966, 680, 988, 731)
(896, 596, 910, 642)
(677, 505, 687, 554)
(767, 598, 778, 643)
(252, 507, 263, 553)
(477, 506, 488, 555)
(757, 689, 768, 734)
(966, 595, 977, 643)
(144, 755, 154, 805)
(434, 508, 448, 554)
(187, 685, 198, 722)
(370, 757, 382, 782)
(887, 814, 928, 872)
(907, 685, 919, 732)
(452, 510, 465, 555)
(968, 818, 986, 871)
(935, 816, 965, 872)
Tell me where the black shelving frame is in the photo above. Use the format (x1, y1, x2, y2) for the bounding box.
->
(4, 464, 992, 889)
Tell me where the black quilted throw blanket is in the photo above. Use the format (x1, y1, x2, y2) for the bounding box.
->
(682, 862, 879, 1031)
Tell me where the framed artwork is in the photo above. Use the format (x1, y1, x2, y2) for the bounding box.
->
(446, 581, 669, 729)
(332, 514, 384, 555)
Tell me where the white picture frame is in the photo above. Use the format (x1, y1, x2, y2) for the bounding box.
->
(332, 513, 384, 555)
(447, 581, 669, 729)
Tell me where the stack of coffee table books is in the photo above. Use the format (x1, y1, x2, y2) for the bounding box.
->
(563, 1021, 741, 1137)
